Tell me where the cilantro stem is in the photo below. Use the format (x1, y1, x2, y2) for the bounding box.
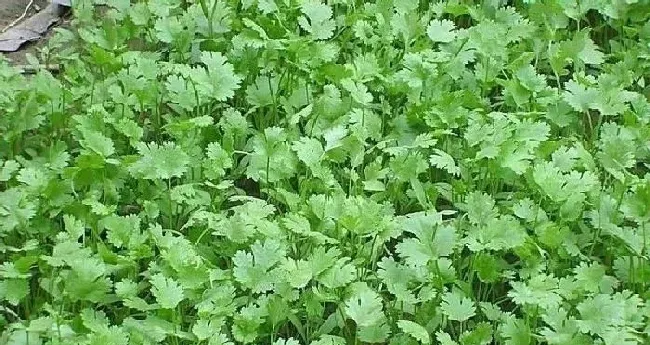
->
(641, 222, 647, 292)
(168, 179, 174, 229)
(268, 74, 278, 124)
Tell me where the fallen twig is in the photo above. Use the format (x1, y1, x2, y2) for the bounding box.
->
(15, 63, 61, 74)
(1, 0, 36, 33)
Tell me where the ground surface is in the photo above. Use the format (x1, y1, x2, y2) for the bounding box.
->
(0, 0, 58, 64)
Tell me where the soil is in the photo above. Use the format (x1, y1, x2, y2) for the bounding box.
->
(0, 0, 63, 65)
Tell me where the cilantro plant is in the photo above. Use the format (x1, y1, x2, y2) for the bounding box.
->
(1, 0, 650, 344)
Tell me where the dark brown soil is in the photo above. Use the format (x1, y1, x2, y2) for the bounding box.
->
(0, 0, 61, 64)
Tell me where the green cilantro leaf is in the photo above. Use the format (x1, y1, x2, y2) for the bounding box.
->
(344, 283, 385, 327)
(397, 320, 430, 344)
(298, 0, 336, 40)
(233, 239, 286, 293)
(130, 142, 189, 180)
(440, 291, 476, 322)
(427, 19, 457, 43)
(150, 273, 184, 309)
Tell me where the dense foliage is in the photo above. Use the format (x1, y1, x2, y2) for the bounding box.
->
(2, 0, 650, 344)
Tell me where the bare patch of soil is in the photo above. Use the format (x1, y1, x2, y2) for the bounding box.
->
(0, 0, 63, 64)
